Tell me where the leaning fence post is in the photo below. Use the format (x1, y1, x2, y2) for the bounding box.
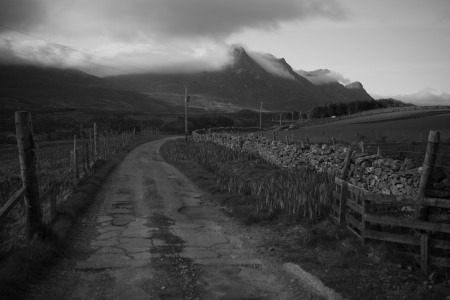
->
(341, 149, 353, 181)
(416, 130, 440, 220)
(337, 149, 353, 225)
(15, 111, 42, 238)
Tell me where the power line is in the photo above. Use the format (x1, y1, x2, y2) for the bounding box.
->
(0, 24, 148, 75)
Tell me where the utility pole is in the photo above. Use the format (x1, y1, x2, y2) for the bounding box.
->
(177, 81, 195, 142)
(259, 102, 263, 129)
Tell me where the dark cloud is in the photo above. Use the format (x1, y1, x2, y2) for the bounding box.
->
(1, 0, 349, 39)
(0, 0, 47, 30)
(0, 0, 350, 74)
(132, 0, 350, 38)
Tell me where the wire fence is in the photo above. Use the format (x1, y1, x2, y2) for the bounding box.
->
(0, 125, 165, 255)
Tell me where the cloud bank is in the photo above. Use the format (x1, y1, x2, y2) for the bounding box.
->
(248, 51, 296, 79)
(0, 0, 349, 74)
(297, 69, 351, 85)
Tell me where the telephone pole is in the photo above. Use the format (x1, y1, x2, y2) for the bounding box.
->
(177, 81, 195, 142)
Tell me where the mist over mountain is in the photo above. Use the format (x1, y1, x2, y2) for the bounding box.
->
(392, 88, 450, 106)
(105, 46, 374, 111)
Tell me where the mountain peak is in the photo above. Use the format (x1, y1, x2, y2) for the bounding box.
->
(345, 81, 364, 90)
(229, 45, 247, 59)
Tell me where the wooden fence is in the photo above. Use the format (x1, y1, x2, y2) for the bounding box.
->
(0, 111, 163, 240)
(331, 130, 450, 273)
(332, 177, 450, 273)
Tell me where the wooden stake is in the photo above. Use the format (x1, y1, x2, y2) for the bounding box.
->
(73, 135, 78, 180)
(341, 149, 353, 180)
(419, 130, 440, 197)
(339, 181, 348, 224)
(15, 111, 42, 238)
(416, 130, 440, 220)
(93, 123, 98, 162)
(421, 233, 429, 274)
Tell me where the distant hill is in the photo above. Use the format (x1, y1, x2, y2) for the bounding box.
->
(0, 64, 176, 118)
(105, 46, 374, 111)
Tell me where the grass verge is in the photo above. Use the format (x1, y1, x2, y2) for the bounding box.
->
(161, 138, 449, 300)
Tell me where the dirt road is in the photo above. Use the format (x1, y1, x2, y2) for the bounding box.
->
(25, 138, 320, 300)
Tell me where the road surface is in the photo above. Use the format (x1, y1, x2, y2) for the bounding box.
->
(26, 137, 319, 299)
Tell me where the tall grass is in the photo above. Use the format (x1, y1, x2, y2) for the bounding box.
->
(163, 139, 333, 221)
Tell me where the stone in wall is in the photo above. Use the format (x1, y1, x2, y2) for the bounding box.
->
(192, 129, 450, 200)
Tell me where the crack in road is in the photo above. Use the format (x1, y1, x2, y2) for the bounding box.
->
(25, 137, 321, 300)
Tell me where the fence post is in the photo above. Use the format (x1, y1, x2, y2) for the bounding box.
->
(304, 137, 309, 145)
(89, 128, 93, 167)
(420, 233, 429, 274)
(73, 134, 78, 180)
(337, 150, 353, 225)
(331, 137, 335, 146)
(15, 111, 42, 238)
(360, 141, 365, 153)
(361, 193, 372, 247)
(272, 131, 276, 141)
(85, 128, 90, 173)
(50, 185, 57, 222)
(79, 125, 85, 175)
(377, 145, 381, 157)
(338, 181, 348, 225)
(285, 135, 289, 145)
(93, 123, 98, 162)
(341, 149, 353, 181)
(416, 130, 440, 219)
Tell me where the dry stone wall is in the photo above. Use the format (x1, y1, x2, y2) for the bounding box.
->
(193, 128, 450, 200)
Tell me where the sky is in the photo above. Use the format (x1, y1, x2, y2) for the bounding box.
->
(0, 0, 449, 97)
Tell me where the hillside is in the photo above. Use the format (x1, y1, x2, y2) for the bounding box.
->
(0, 64, 177, 118)
(105, 47, 374, 111)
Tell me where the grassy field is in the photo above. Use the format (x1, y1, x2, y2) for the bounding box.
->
(271, 109, 450, 142)
(260, 109, 450, 168)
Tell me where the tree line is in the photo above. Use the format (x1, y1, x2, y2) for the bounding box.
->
(310, 98, 413, 119)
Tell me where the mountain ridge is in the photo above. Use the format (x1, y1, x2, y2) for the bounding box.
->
(105, 46, 374, 111)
